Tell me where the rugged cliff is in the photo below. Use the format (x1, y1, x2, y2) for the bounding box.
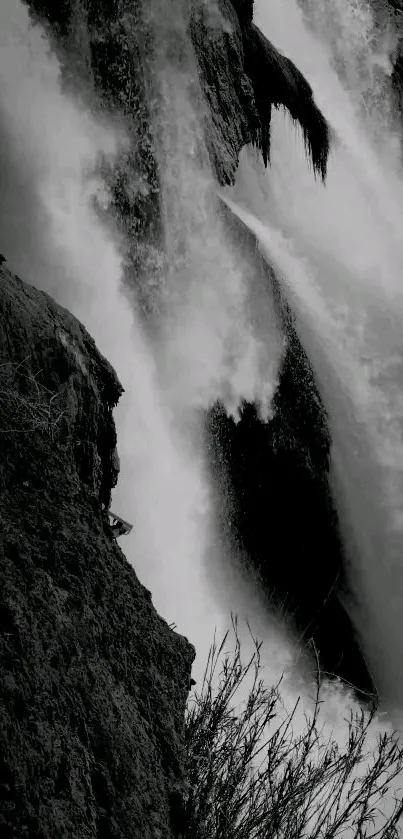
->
(0, 264, 195, 839)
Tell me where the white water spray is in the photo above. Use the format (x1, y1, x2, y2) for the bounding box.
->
(227, 0, 403, 711)
(0, 0, 296, 690)
(1, 0, 403, 821)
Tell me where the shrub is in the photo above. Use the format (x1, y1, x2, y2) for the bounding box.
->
(0, 357, 64, 439)
(183, 617, 403, 839)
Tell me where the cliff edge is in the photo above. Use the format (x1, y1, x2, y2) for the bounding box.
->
(0, 264, 195, 839)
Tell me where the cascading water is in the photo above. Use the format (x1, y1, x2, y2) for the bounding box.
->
(226, 0, 403, 711)
(1, 0, 403, 763)
(0, 0, 296, 694)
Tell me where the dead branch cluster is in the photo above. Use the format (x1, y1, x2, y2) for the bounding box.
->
(0, 357, 65, 439)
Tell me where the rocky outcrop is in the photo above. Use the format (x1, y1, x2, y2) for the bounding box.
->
(206, 394, 374, 696)
(241, 22, 329, 178)
(190, 0, 260, 185)
(204, 214, 375, 699)
(192, 0, 329, 183)
(0, 265, 195, 839)
(193, 0, 329, 182)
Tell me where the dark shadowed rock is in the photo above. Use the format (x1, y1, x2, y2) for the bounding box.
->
(206, 375, 375, 699)
(0, 266, 195, 839)
(190, 0, 260, 185)
(230, 0, 254, 26)
(204, 210, 376, 701)
(241, 22, 330, 180)
(191, 0, 330, 183)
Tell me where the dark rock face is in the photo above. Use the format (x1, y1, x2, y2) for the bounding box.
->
(230, 0, 254, 26)
(191, 0, 329, 183)
(241, 22, 329, 179)
(206, 344, 374, 697)
(0, 267, 195, 839)
(204, 216, 375, 699)
(190, 0, 260, 185)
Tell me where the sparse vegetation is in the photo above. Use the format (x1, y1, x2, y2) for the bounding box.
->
(0, 357, 65, 439)
(183, 618, 403, 839)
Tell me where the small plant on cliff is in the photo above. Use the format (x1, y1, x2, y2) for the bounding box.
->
(0, 357, 65, 439)
(183, 617, 403, 839)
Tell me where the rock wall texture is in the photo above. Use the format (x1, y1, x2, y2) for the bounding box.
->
(0, 265, 195, 839)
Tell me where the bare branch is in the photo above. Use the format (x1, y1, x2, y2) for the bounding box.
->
(183, 620, 403, 839)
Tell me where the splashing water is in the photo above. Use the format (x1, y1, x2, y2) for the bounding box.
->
(147, 5, 284, 421)
(0, 0, 294, 691)
(2, 0, 403, 822)
(224, 0, 403, 712)
(301, 0, 398, 126)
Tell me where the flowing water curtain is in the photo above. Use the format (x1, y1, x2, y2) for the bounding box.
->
(310, 0, 401, 152)
(142, 0, 285, 418)
(235, 0, 403, 711)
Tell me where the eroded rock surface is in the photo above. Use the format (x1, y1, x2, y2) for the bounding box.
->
(0, 266, 195, 839)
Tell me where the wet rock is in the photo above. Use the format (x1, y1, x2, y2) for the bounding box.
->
(0, 266, 195, 839)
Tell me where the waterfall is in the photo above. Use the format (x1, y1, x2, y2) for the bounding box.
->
(1, 0, 403, 738)
(225, 0, 403, 711)
(0, 0, 295, 693)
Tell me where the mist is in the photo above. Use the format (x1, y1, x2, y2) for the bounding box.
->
(0, 0, 301, 696)
(226, 0, 403, 712)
